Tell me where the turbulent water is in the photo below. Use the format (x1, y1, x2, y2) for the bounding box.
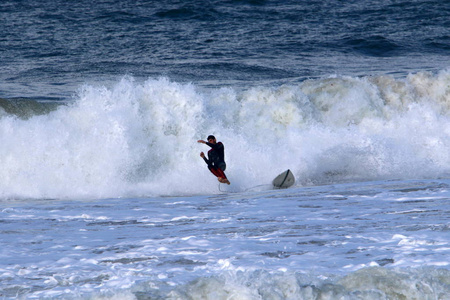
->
(0, 0, 449, 299)
(0, 74, 448, 199)
(1, 180, 450, 299)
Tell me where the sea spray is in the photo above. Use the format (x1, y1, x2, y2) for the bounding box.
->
(0, 71, 448, 199)
(0, 77, 207, 199)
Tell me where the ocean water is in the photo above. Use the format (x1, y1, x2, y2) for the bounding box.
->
(1, 0, 450, 299)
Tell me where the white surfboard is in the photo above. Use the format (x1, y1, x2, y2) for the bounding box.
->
(272, 169, 295, 189)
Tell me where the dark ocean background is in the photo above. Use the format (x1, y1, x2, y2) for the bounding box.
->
(1, 0, 449, 101)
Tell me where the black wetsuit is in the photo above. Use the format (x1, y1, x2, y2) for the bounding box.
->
(202, 142, 226, 171)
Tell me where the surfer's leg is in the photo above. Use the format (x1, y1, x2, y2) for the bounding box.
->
(208, 167, 230, 184)
(215, 168, 230, 185)
(215, 168, 227, 179)
(208, 166, 222, 177)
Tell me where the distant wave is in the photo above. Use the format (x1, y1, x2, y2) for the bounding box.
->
(161, 267, 450, 299)
(339, 35, 403, 57)
(0, 97, 61, 119)
(46, 266, 450, 299)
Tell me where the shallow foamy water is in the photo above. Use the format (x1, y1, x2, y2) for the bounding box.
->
(1, 178, 449, 299)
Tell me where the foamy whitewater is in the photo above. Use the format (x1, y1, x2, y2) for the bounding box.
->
(1, 71, 450, 299)
(2, 179, 450, 299)
(0, 71, 449, 199)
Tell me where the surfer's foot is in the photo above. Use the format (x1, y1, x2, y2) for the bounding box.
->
(218, 177, 230, 185)
(219, 177, 231, 185)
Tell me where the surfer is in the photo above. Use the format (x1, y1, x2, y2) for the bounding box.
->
(198, 135, 230, 185)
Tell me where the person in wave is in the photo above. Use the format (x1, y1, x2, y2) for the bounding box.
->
(198, 135, 230, 185)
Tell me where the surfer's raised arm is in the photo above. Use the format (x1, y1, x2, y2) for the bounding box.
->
(200, 151, 210, 166)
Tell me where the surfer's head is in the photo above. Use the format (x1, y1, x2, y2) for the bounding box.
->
(207, 135, 216, 143)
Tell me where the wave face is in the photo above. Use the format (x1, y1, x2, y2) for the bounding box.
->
(0, 71, 449, 199)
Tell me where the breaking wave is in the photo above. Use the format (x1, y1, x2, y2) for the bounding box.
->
(0, 70, 449, 199)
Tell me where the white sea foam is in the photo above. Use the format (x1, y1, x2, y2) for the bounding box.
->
(0, 178, 449, 299)
(0, 71, 448, 199)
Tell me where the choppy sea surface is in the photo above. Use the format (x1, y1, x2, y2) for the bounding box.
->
(0, 0, 449, 298)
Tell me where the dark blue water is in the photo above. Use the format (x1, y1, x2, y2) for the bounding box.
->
(1, 0, 449, 100)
